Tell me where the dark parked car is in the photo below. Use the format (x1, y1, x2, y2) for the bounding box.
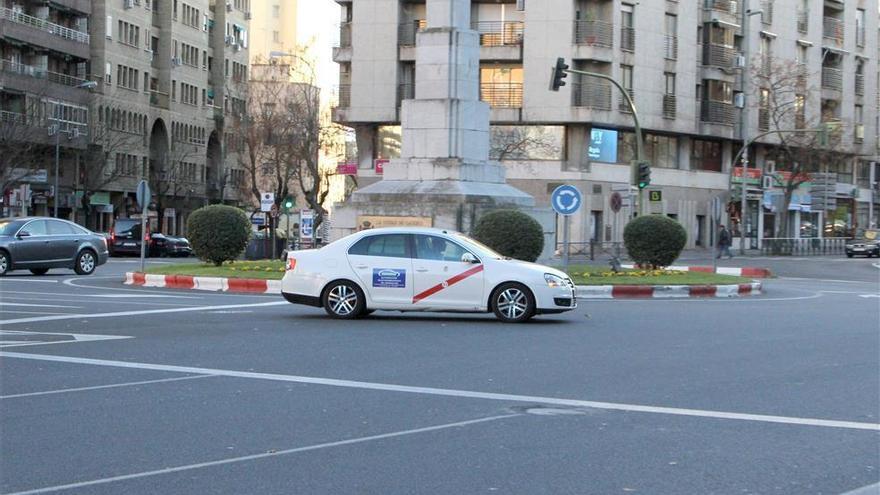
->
(150, 233, 192, 257)
(108, 218, 146, 256)
(845, 229, 880, 258)
(0, 217, 109, 276)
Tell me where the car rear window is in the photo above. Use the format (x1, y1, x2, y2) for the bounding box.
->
(114, 219, 140, 234)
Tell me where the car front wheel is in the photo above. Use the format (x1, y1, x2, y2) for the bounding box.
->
(322, 281, 365, 319)
(75, 250, 97, 275)
(491, 283, 535, 323)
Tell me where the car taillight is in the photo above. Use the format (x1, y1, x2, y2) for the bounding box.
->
(287, 258, 297, 271)
(110, 230, 115, 243)
(144, 232, 151, 242)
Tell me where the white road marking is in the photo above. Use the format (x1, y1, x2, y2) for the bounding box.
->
(87, 294, 200, 299)
(779, 277, 879, 285)
(0, 375, 212, 399)
(0, 310, 70, 315)
(0, 301, 288, 326)
(2, 351, 877, 432)
(0, 331, 131, 348)
(0, 302, 82, 309)
(0, 279, 59, 283)
(858, 294, 880, 298)
(4, 413, 519, 495)
(839, 482, 880, 495)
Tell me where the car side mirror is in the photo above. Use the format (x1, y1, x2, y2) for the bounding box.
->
(461, 252, 479, 264)
(16, 231, 30, 239)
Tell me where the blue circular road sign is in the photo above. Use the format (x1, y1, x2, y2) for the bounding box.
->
(551, 184, 582, 216)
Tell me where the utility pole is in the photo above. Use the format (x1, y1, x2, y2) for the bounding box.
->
(738, 3, 765, 254)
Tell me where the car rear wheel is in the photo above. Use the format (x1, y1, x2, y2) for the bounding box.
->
(491, 283, 535, 323)
(0, 251, 9, 276)
(30, 268, 49, 275)
(74, 250, 97, 275)
(323, 281, 365, 319)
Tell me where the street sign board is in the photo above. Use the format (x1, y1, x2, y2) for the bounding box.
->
(337, 162, 357, 175)
(649, 190, 662, 202)
(374, 159, 389, 175)
(300, 209, 314, 239)
(551, 185, 582, 216)
(610, 192, 622, 213)
(136, 180, 151, 211)
(260, 192, 275, 212)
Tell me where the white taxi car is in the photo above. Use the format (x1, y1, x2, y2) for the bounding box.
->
(281, 228, 576, 323)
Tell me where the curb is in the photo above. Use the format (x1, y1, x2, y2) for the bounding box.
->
(621, 264, 772, 278)
(125, 273, 762, 299)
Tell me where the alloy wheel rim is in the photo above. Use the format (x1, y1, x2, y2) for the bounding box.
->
(80, 253, 95, 273)
(328, 285, 358, 316)
(497, 288, 527, 320)
(0, 254, 6, 273)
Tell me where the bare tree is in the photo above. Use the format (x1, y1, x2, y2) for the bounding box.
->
(149, 140, 199, 232)
(0, 97, 51, 195)
(490, 126, 562, 161)
(752, 57, 852, 237)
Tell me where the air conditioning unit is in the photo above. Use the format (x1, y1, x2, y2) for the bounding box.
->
(124, 0, 134, 9)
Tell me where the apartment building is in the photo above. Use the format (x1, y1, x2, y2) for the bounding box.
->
(332, 0, 879, 249)
(1, 0, 250, 234)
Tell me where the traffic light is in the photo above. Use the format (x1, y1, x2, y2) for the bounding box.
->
(637, 161, 651, 189)
(282, 196, 294, 212)
(549, 57, 569, 91)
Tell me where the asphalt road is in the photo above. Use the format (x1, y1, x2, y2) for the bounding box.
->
(0, 257, 878, 495)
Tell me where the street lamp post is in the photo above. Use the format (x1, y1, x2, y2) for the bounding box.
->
(52, 80, 97, 218)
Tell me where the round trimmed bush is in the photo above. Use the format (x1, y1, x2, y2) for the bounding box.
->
(472, 209, 544, 262)
(186, 205, 251, 266)
(623, 215, 687, 268)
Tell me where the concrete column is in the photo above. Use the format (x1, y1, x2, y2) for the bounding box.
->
(426, 0, 470, 30)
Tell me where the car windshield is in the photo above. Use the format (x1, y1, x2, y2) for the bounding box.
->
(452, 233, 504, 260)
(0, 219, 25, 236)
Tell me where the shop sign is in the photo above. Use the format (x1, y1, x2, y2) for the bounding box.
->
(732, 167, 762, 185)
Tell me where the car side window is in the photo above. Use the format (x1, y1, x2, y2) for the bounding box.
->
(414, 235, 471, 262)
(47, 220, 76, 235)
(348, 234, 410, 258)
(19, 220, 47, 236)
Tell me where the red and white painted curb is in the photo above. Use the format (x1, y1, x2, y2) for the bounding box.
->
(125, 272, 282, 294)
(126, 272, 762, 299)
(621, 264, 772, 278)
(576, 282, 762, 299)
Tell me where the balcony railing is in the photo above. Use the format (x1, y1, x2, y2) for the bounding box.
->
(398, 19, 426, 47)
(664, 35, 678, 60)
(855, 73, 865, 96)
(149, 90, 169, 108)
(821, 67, 842, 91)
(700, 100, 735, 125)
(573, 20, 613, 47)
(0, 7, 89, 44)
(704, 44, 736, 69)
(397, 83, 414, 106)
(480, 82, 523, 108)
(796, 9, 808, 33)
(822, 17, 844, 45)
(0, 59, 89, 87)
(662, 95, 676, 119)
(618, 90, 634, 113)
(335, 84, 351, 108)
(472, 21, 524, 47)
(758, 108, 770, 131)
(0, 110, 28, 125)
(706, 0, 740, 16)
(620, 26, 635, 52)
(572, 81, 612, 111)
(335, 22, 351, 48)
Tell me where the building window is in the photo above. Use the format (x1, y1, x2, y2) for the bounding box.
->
(489, 126, 565, 161)
(375, 126, 402, 160)
(616, 131, 678, 169)
(272, 5, 280, 18)
(691, 139, 723, 172)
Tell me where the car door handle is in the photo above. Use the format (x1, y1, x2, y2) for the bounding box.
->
(416, 268, 429, 273)
(355, 265, 369, 270)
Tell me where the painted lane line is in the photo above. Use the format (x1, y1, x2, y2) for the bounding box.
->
(0, 302, 83, 309)
(0, 279, 59, 283)
(0, 301, 288, 326)
(859, 294, 880, 298)
(0, 310, 71, 315)
(0, 296, 211, 308)
(5, 413, 519, 495)
(779, 277, 879, 285)
(839, 482, 880, 495)
(0, 375, 212, 399)
(87, 294, 202, 299)
(2, 351, 876, 432)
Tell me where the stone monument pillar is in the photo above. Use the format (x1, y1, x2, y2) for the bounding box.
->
(331, 0, 534, 236)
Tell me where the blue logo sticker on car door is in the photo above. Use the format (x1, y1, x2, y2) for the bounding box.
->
(373, 268, 406, 288)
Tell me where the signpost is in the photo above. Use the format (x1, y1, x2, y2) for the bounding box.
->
(136, 180, 151, 273)
(260, 192, 274, 212)
(551, 185, 582, 271)
(300, 209, 314, 248)
(649, 190, 662, 202)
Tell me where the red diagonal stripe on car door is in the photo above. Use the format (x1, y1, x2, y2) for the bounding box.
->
(412, 264, 485, 304)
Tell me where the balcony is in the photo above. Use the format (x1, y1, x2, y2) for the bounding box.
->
(821, 67, 842, 91)
(149, 90, 170, 109)
(0, 7, 90, 59)
(0, 8, 89, 44)
(0, 60, 92, 103)
(758, 108, 770, 131)
(480, 83, 522, 108)
(620, 27, 635, 52)
(573, 20, 612, 48)
(397, 83, 414, 106)
(398, 19, 426, 47)
(796, 9, 808, 33)
(700, 100, 735, 126)
(472, 21, 524, 47)
(662, 95, 676, 119)
(664, 35, 678, 60)
(706, 0, 739, 16)
(704, 44, 736, 69)
(0, 110, 28, 125)
(855, 73, 864, 96)
(335, 22, 351, 48)
(1, 60, 89, 87)
(572, 81, 612, 111)
(822, 17, 843, 46)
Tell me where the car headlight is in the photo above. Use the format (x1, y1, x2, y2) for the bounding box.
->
(544, 273, 565, 287)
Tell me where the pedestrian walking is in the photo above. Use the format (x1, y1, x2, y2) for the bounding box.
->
(717, 224, 733, 259)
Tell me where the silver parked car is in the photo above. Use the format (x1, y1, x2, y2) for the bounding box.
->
(0, 217, 110, 276)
